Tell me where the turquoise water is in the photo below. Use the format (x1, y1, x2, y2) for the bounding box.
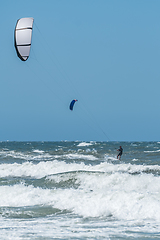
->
(0, 141, 160, 239)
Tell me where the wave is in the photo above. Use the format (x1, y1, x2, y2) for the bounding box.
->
(77, 142, 94, 147)
(2, 141, 160, 240)
(0, 147, 98, 163)
(0, 205, 62, 219)
(0, 149, 53, 162)
(64, 153, 97, 161)
(32, 150, 45, 154)
(0, 169, 160, 221)
(0, 159, 160, 179)
(144, 149, 160, 153)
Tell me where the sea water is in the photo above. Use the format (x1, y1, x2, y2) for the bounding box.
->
(0, 141, 160, 239)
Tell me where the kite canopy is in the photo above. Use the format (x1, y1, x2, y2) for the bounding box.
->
(14, 17, 34, 61)
(69, 99, 78, 110)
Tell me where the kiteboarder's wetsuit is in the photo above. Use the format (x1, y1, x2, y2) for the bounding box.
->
(117, 146, 123, 160)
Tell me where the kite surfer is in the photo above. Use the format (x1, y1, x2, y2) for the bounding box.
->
(117, 146, 123, 160)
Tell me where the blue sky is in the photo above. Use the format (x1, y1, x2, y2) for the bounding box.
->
(0, 0, 160, 141)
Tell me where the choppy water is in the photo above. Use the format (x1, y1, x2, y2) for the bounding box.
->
(0, 141, 160, 239)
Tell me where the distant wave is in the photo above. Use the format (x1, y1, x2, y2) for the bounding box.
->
(65, 153, 97, 161)
(77, 142, 94, 147)
(144, 149, 160, 153)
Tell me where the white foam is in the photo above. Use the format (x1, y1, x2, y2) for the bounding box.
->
(50, 170, 160, 220)
(144, 149, 160, 153)
(65, 153, 97, 161)
(77, 142, 94, 147)
(1, 143, 160, 239)
(0, 184, 48, 207)
(1, 169, 160, 223)
(0, 159, 160, 179)
(105, 155, 118, 161)
(0, 149, 52, 161)
(32, 149, 45, 154)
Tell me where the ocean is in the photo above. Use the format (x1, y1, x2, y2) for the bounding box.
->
(0, 141, 160, 239)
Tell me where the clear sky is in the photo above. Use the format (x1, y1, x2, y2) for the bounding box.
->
(0, 0, 160, 142)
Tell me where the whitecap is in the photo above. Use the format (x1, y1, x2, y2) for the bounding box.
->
(65, 153, 97, 161)
(144, 149, 160, 153)
(77, 142, 93, 147)
(32, 150, 45, 154)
